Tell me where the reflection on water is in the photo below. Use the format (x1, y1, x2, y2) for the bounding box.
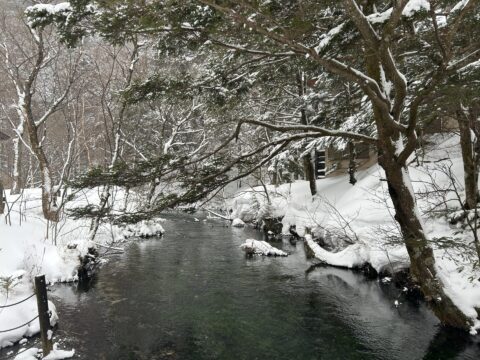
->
(7, 213, 479, 359)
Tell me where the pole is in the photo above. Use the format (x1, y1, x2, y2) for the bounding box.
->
(35, 275, 53, 356)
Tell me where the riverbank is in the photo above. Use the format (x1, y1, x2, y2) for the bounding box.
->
(12, 214, 478, 360)
(0, 188, 164, 353)
(228, 133, 480, 334)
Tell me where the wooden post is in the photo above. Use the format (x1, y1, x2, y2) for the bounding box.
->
(35, 275, 53, 356)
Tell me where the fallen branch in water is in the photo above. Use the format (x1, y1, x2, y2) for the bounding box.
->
(91, 241, 124, 252)
(204, 208, 231, 220)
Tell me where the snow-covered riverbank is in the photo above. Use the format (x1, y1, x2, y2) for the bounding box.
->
(0, 188, 164, 353)
(229, 134, 480, 334)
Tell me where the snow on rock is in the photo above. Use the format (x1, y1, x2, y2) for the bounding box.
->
(231, 218, 246, 227)
(240, 239, 287, 257)
(13, 343, 74, 360)
(121, 219, 165, 238)
(43, 343, 75, 360)
(13, 348, 39, 360)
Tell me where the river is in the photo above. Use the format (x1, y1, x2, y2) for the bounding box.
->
(30, 214, 480, 359)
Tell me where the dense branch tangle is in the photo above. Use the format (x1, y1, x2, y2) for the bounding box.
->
(194, 0, 480, 329)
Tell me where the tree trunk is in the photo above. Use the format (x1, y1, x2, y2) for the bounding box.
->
(348, 141, 357, 186)
(10, 133, 23, 195)
(303, 152, 317, 196)
(88, 186, 111, 241)
(364, 40, 471, 328)
(0, 181, 4, 214)
(457, 108, 478, 210)
(37, 146, 59, 222)
(146, 179, 157, 208)
(297, 70, 317, 196)
(379, 146, 472, 329)
(23, 103, 59, 222)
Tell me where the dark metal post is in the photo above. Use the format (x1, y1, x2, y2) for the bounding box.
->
(35, 275, 53, 356)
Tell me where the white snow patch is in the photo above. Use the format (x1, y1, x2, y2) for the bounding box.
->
(43, 343, 75, 360)
(13, 348, 39, 360)
(231, 218, 246, 227)
(315, 23, 345, 54)
(240, 239, 287, 256)
(367, 0, 430, 23)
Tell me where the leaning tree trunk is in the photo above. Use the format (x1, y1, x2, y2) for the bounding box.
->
(362, 36, 472, 328)
(379, 144, 472, 329)
(457, 107, 478, 210)
(88, 185, 111, 241)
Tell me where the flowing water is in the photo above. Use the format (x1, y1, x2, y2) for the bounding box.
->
(19, 214, 480, 359)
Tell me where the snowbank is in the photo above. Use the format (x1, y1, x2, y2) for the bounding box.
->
(0, 187, 165, 349)
(0, 295, 58, 349)
(230, 134, 480, 331)
(240, 239, 287, 256)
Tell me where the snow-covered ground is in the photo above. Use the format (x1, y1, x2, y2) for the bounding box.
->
(0, 187, 164, 353)
(229, 134, 480, 334)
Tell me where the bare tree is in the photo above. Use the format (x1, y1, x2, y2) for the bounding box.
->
(0, 13, 80, 221)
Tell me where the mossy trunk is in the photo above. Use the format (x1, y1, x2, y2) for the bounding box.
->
(380, 152, 472, 329)
(457, 108, 478, 210)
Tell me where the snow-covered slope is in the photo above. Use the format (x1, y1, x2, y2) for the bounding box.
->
(230, 134, 480, 333)
(0, 188, 164, 350)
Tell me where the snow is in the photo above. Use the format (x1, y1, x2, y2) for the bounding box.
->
(315, 23, 345, 54)
(26, 3, 72, 15)
(13, 348, 39, 360)
(121, 219, 165, 238)
(451, 0, 470, 13)
(231, 218, 245, 227)
(43, 344, 75, 360)
(240, 239, 287, 256)
(367, 0, 430, 24)
(12, 343, 74, 360)
(0, 187, 165, 349)
(403, 0, 431, 17)
(230, 133, 480, 330)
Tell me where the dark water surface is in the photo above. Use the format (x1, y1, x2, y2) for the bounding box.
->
(47, 214, 480, 359)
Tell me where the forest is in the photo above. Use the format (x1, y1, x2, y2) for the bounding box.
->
(0, 1, 479, 359)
